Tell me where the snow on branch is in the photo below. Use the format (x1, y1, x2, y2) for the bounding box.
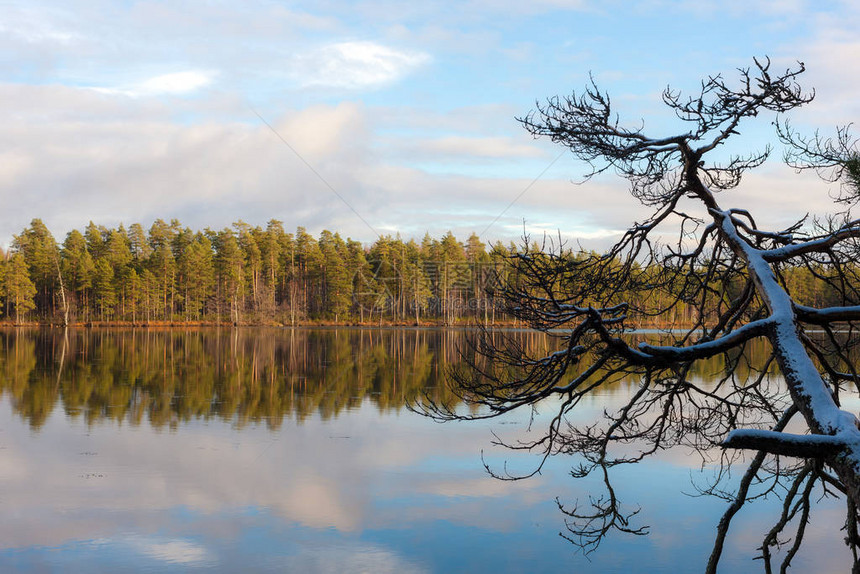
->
(794, 304, 860, 325)
(637, 319, 771, 361)
(722, 428, 848, 458)
(760, 219, 860, 262)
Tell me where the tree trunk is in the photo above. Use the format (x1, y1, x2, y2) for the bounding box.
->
(55, 257, 69, 327)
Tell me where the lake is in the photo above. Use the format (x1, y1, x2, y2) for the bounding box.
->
(0, 328, 853, 573)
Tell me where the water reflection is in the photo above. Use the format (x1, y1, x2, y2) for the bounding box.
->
(0, 328, 853, 573)
(0, 328, 509, 429)
(0, 328, 784, 431)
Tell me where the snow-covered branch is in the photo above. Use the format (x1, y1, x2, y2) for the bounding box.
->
(637, 319, 771, 361)
(794, 304, 860, 325)
(722, 428, 848, 458)
(760, 220, 860, 262)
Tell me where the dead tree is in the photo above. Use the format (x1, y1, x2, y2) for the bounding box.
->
(418, 58, 860, 572)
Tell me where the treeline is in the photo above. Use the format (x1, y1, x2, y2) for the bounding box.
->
(0, 218, 512, 325)
(0, 218, 849, 326)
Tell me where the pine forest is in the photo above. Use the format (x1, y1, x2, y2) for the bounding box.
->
(0, 218, 846, 327)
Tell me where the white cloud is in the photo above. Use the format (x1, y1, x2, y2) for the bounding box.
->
(0, 153, 34, 187)
(0, 5, 82, 46)
(0, 80, 846, 254)
(0, 86, 380, 244)
(411, 136, 546, 159)
(137, 71, 216, 96)
(793, 47, 860, 126)
(2, 2, 858, 250)
(91, 70, 218, 98)
(290, 41, 431, 89)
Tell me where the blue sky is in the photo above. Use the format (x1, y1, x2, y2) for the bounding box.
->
(2, 0, 858, 248)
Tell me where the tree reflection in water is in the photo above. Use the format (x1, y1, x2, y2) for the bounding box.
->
(0, 327, 846, 570)
(0, 328, 558, 430)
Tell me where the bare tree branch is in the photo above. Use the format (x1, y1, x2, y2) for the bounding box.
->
(418, 58, 860, 570)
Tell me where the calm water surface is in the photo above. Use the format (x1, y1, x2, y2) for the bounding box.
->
(0, 328, 853, 573)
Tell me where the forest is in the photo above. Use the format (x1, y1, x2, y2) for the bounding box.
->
(0, 217, 847, 326)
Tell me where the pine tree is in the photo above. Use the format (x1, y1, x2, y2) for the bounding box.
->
(319, 230, 351, 321)
(260, 220, 285, 320)
(295, 228, 323, 318)
(92, 258, 116, 320)
(128, 223, 152, 262)
(14, 219, 60, 318)
(214, 229, 244, 324)
(61, 230, 94, 321)
(4, 253, 36, 323)
(84, 221, 107, 260)
(235, 222, 262, 316)
(0, 251, 5, 318)
(180, 234, 214, 321)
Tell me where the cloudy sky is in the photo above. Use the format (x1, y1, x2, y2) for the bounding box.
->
(2, 0, 859, 249)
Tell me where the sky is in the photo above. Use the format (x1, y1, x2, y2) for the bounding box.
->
(2, 0, 859, 250)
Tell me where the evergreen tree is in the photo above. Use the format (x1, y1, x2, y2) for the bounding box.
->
(179, 234, 214, 321)
(465, 233, 491, 323)
(124, 267, 142, 323)
(62, 229, 94, 320)
(140, 268, 159, 323)
(261, 220, 285, 319)
(4, 253, 36, 323)
(149, 243, 176, 320)
(346, 238, 374, 322)
(92, 258, 116, 320)
(13, 219, 60, 318)
(280, 231, 298, 325)
(214, 229, 244, 324)
(295, 227, 323, 318)
(235, 221, 262, 316)
(128, 223, 152, 263)
(84, 221, 107, 260)
(319, 230, 351, 320)
(402, 239, 432, 324)
(0, 251, 5, 318)
(104, 229, 133, 318)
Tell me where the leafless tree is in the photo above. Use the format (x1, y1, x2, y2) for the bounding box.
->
(418, 58, 860, 572)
